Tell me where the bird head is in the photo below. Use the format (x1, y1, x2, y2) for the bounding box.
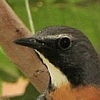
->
(15, 26, 100, 89)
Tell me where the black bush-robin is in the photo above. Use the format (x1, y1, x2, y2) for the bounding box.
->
(15, 26, 100, 100)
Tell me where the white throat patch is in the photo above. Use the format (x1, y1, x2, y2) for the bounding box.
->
(35, 50, 69, 88)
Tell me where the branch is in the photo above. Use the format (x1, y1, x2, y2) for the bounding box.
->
(0, 0, 50, 93)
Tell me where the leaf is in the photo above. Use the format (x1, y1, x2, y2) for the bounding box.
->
(0, 47, 20, 82)
(10, 83, 39, 100)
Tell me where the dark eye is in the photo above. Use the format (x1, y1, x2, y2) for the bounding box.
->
(57, 37, 71, 50)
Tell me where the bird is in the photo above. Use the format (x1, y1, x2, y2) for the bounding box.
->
(14, 26, 100, 100)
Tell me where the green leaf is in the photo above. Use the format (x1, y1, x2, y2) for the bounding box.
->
(0, 47, 21, 82)
(68, 0, 84, 3)
(10, 83, 39, 100)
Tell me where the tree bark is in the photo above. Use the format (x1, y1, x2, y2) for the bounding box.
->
(0, 0, 50, 93)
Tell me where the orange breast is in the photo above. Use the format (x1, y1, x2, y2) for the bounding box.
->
(48, 84, 100, 100)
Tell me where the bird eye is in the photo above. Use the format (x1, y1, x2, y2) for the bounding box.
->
(57, 37, 71, 50)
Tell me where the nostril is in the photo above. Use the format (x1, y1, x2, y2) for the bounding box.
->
(29, 38, 36, 42)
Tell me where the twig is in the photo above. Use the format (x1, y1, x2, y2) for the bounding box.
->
(25, 0, 35, 34)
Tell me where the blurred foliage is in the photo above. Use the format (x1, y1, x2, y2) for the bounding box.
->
(0, 47, 21, 82)
(0, 0, 100, 99)
(10, 84, 39, 100)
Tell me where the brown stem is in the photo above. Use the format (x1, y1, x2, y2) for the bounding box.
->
(0, 0, 50, 93)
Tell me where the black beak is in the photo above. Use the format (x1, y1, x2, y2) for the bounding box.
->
(14, 37, 44, 49)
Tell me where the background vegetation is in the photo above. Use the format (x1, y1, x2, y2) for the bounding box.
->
(0, 0, 100, 99)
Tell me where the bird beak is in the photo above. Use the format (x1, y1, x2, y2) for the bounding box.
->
(14, 37, 44, 49)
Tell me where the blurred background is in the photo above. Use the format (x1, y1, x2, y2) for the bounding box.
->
(0, 0, 100, 99)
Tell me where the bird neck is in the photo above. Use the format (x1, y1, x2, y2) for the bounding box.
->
(60, 50, 100, 86)
(35, 50, 69, 88)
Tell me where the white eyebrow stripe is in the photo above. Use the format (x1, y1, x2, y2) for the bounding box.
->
(45, 34, 73, 39)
